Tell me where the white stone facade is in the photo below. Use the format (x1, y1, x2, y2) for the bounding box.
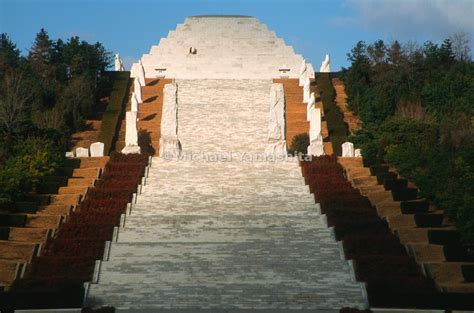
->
(130, 16, 314, 79)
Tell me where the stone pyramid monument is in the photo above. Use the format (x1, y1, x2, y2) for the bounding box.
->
(87, 16, 367, 310)
(131, 16, 309, 80)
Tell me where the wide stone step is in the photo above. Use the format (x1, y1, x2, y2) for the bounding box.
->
(88, 283, 364, 310)
(119, 214, 329, 242)
(8, 227, 50, 243)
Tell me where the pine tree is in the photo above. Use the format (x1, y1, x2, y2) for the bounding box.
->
(28, 28, 55, 79)
(0, 33, 21, 78)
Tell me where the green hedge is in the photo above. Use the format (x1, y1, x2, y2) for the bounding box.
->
(288, 133, 310, 155)
(97, 71, 131, 155)
(316, 73, 348, 155)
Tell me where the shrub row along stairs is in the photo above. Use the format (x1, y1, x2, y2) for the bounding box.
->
(0, 157, 107, 291)
(86, 79, 367, 310)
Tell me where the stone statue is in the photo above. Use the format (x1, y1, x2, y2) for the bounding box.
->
(131, 92, 139, 119)
(307, 108, 324, 156)
(265, 83, 287, 155)
(303, 77, 311, 103)
(159, 83, 182, 158)
(114, 54, 124, 71)
(134, 78, 143, 103)
(307, 92, 315, 122)
(122, 111, 141, 154)
(320, 54, 330, 73)
(137, 59, 146, 87)
(306, 63, 315, 79)
(299, 59, 307, 87)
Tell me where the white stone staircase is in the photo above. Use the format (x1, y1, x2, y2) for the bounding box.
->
(86, 80, 367, 310)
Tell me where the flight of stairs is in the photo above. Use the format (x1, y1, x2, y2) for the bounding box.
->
(332, 78, 360, 134)
(115, 78, 172, 155)
(86, 80, 367, 310)
(338, 158, 474, 294)
(0, 157, 108, 290)
(274, 78, 332, 154)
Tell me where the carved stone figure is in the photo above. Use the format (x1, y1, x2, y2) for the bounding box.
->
(303, 77, 311, 103)
(307, 92, 316, 121)
(121, 111, 141, 154)
(307, 108, 324, 156)
(114, 54, 124, 71)
(299, 59, 307, 87)
(134, 78, 143, 103)
(320, 54, 330, 73)
(159, 83, 182, 158)
(265, 83, 287, 155)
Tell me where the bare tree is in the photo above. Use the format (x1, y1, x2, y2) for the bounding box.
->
(450, 32, 471, 61)
(0, 71, 31, 138)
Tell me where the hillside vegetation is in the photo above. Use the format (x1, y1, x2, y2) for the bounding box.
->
(342, 37, 474, 243)
(0, 30, 112, 205)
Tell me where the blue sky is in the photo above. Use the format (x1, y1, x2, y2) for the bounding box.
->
(1, 0, 473, 71)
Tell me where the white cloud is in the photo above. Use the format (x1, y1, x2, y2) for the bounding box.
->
(342, 0, 473, 40)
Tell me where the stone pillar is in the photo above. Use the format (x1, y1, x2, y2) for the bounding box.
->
(114, 54, 124, 71)
(134, 78, 143, 103)
(303, 77, 311, 103)
(307, 108, 324, 156)
(159, 83, 182, 158)
(320, 54, 330, 73)
(342, 142, 355, 157)
(121, 111, 141, 154)
(265, 83, 287, 156)
(307, 92, 315, 122)
(299, 59, 307, 87)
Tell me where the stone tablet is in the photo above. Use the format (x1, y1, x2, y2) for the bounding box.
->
(75, 147, 89, 158)
(134, 78, 143, 103)
(65, 151, 74, 158)
(342, 142, 355, 157)
(307, 92, 316, 121)
(265, 83, 287, 155)
(354, 148, 362, 158)
(303, 77, 311, 103)
(320, 54, 330, 73)
(90, 142, 105, 157)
